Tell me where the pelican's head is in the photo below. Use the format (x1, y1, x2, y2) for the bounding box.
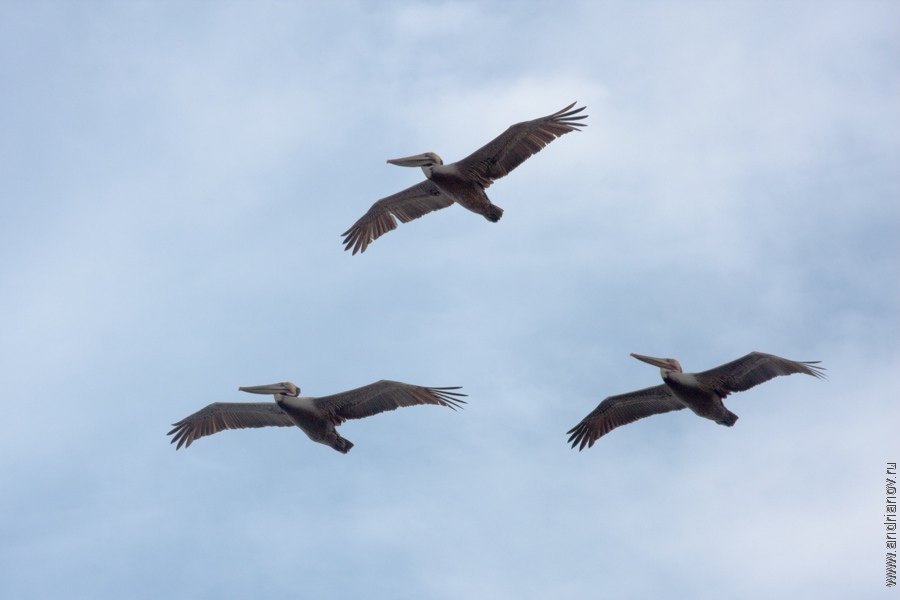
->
(238, 381, 300, 397)
(387, 152, 443, 178)
(630, 353, 683, 378)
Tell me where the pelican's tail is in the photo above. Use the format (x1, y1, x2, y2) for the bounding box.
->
(485, 204, 504, 223)
(717, 411, 739, 427)
(330, 436, 354, 454)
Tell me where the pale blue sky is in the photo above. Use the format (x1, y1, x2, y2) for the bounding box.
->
(1, 2, 898, 598)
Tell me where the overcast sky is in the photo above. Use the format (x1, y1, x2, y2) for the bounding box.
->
(1, 1, 898, 598)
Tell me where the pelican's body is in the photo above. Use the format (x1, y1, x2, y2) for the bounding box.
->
(342, 102, 587, 254)
(567, 352, 825, 450)
(275, 393, 347, 451)
(168, 380, 466, 454)
(424, 159, 505, 223)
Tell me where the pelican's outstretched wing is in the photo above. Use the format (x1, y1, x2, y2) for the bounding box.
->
(341, 180, 455, 254)
(567, 384, 685, 450)
(313, 380, 466, 423)
(167, 402, 294, 449)
(694, 352, 826, 398)
(455, 102, 587, 187)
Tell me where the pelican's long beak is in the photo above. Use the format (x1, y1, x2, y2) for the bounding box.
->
(387, 152, 439, 167)
(238, 382, 299, 396)
(630, 353, 680, 372)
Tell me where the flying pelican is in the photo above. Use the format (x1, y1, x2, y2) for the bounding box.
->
(567, 352, 825, 450)
(168, 380, 466, 454)
(341, 102, 587, 254)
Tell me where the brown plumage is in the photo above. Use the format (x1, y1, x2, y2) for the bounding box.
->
(342, 102, 587, 254)
(168, 380, 466, 454)
(567, 352, 826, 450)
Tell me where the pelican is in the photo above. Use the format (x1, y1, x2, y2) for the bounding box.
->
(341, 102, 587, 254)
(168, 380, 466, 454)
(567, 352, 825, 450)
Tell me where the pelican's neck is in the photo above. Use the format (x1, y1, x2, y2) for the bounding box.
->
(663, 370, 697, 387)
(421, 165, 434, 179)
(277, 395, 316, 411)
